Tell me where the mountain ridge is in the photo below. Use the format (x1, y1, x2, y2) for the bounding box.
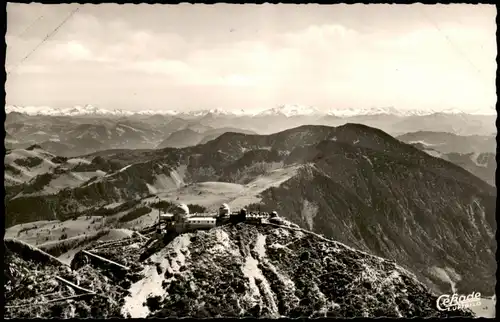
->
(6, 104, 496, 118)
(4, 123, 496, 301)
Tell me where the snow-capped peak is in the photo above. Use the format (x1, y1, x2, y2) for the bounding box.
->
(4, 105, 180, 117)
(325, 106, 483, 118)
(65, 104, 118, 116)
(178, 108, 251, 117)
(6, 105, 59, 116)
(399, 108, 439, 116)
(184, 108, 233, 117)
(327, 106, 404, 118)
(254, 104, 321, 117)
(5, 104, 493, 118)
(438, 108, 466, 115)
(135, 109, 180, 116)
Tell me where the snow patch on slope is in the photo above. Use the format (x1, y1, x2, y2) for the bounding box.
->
(67, 158, 91, 165)
(122, 234, 192, 318)
(469, 296, 496, 318)
(429, 266, 461, 293)
(151, 165, 301, 212)
(301, 200, 319, 231)
(145, 166, 186, 194)
(146, 170, 186, 194)
(230, 166, 302, 208)
(470, 152, 488, 168)
(408, 140, 442, 147)
(240, 233, 279, 317)
(362, 155, 373, 166)
(209, 230, 241, 257)
(5, 149, 57, 180)
(97, 229, 135, 242)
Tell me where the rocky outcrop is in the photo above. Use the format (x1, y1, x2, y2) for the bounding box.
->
(2, 221, 473, 318)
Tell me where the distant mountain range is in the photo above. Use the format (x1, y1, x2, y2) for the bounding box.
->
(7, 104, 496, 139)
(6, 104, 496, 118)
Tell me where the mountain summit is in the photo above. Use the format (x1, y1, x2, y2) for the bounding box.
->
(4, 220, 473, 318)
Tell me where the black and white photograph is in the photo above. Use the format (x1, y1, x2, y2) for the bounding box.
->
(4, 2, 496, 319)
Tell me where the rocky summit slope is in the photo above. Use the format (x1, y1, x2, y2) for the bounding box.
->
(252, 141, 496, 297)
(4, 222, 473, 319)
(4, 237, 144, 319)
(406, 144, 496, 186)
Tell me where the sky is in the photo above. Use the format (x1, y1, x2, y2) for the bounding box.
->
(5, 3, 497, 114)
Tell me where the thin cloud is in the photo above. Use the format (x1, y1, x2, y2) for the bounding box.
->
(5, 4, 497, 113)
